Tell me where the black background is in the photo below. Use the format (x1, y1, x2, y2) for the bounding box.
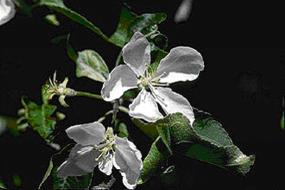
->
(0, 0, 285, 189)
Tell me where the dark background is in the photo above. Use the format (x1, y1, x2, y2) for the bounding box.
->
(0, 0, 284, 189)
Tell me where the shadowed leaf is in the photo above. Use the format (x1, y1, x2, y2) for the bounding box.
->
(76, 50, 109, 83)
(39, 0, 109, 41)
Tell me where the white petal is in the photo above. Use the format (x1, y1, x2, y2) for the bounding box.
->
(129, 89, 163, 122)
(66, 122, 106, 146)
(121, 172, 137, 190)
(113, 137, 142, 189)
(0, 0, 15, 26)
(98, 153, 113, 176)
(57, 144, 99, 177)
(73, 146, 100, 172)
(57, 160, 87, 178)
(153, 87, 195, 125)
(155, 46, 204, 83)
(122, 31, 150, 77)
(101, 65, 138, 101)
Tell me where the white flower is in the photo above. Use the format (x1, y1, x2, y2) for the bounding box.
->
(57, 122, 143, 190)
(101, 31, 204, 124)
(0, 0, 15, 26)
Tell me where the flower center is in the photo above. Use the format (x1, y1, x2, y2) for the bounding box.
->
(139, 76, 151, 88)
(95, 127, 115, 161)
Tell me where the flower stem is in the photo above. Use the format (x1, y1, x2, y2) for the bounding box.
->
(144, 26, 159, 38)
(74, 91, 129, 115)
(75, 91, 103, 100)
(97, 106, 129, 123)
(97, 110, 114, 123)
(118, 106, 129, 114)
(115, 50, 123, 67)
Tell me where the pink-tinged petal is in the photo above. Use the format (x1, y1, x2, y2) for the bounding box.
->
(155, 46, 204, 84)
(153, 87, 195, 125)
(129, 89, 163, 122)
(101, 65, 138, 101)
(113, 137, 142, 189)
(66, 122, 106, 146)
(122, 32, 150, 77)
(0, 0, 15, 26)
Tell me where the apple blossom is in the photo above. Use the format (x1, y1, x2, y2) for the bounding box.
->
(57, 122, 142, 189)
(101, 31, 204, 124)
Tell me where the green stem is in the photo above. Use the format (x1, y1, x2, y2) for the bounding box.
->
(115, 50, 123, 67)
(75, 91, 103, 100)
(144, 26, 158, 38)
(97, 106, 129, 123)
(97, 110, 114, 123)
(74, 91, 129, 115)
(118, 106, 129, 114)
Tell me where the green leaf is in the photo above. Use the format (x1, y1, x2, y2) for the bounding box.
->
(133, 113, 192, 154)
(109, 8, 167, 47)
(116, 122, 129, 138)
(166, 113, 193, 143)
(50, 34, 78, 62)
(156, 125, 172, 155)
(52, 171, 93, 189)
(225, 145, 255, 175)
(181, 111, 255, 175)
(20, 97, 57, 141)
(38, 3, 167, 50)
(149, 49, 167, 75)
(139, 137, 169, 184)
(13, 0, 33, 16)
(134, 111, 254, 177)
(66, 36, 78, 63)
(76, 50, 109, 83)
(122, 89, 139, 101)
(12, 175, 22, 187)
(137, 113, 192, 184)
(132, 118, 158, 140)
(134, 113, 191, 141)
(151, 33, 168, 50)
(38, 158, 53, 189)
(39, 0, 109, 41)
(154, 113, 192, 154)
(130, 13, 167, 35)
(45, 14, 60, 26)
(192, 116, 233, 147)
(183, 144, 225, 168)
(109, 8, 137, 47)
(50, 34, 69, 44)
(0, 178, 7, 189)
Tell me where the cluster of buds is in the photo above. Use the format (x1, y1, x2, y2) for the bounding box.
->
(45, 72, 77, 107)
